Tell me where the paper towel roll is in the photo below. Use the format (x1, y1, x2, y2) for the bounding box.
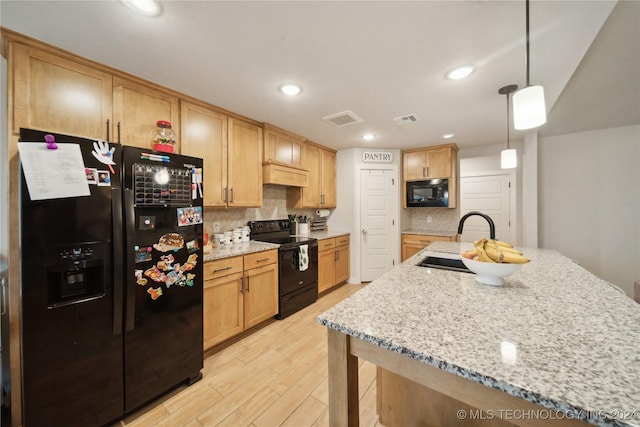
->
(316, 209, 330, 217)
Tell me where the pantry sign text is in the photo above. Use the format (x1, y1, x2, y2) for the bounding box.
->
(362, 151, 393, 163)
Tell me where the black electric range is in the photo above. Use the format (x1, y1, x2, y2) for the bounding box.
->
(248, 220, 319, 319)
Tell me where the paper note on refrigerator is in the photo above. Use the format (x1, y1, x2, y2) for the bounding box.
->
(18, 142, 91, 200)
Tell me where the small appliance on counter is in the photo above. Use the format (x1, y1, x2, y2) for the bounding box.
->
(249, 219, 318, 319)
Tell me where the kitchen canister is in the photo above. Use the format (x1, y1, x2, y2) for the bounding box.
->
(214, 233, 225, 246)
(233, 228, 243, 243)
(241, 226, 250, 242)
(223, 231, 233, 245)
(297, 222, 309, 236)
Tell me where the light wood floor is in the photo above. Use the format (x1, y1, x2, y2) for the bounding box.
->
(116, 283, 381, 427)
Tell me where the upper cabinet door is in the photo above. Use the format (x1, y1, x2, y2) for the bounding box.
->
(301, 143, 321, 207)
(403, 145, 455, 180)
(321, 149, 336, 207)
(263, 124, 304, 167)
(227, 118, 263, 207)
(425, 147, 452, 178)
(12, 43, 113, 140)
(180, 101, 228, 207)
(403, 151, 427, 180)
(113, 78, 180, 151)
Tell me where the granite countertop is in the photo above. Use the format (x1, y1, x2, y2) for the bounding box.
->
(402, 229, 458, 237)
(203, 241, 279, 262)
(204, 231, 350, 262)
(318, 242, 640, 427)
(308, 230, 350, 240)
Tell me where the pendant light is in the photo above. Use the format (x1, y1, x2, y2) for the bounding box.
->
(513, 0, 546, 130)
(499, 85, 518, 169)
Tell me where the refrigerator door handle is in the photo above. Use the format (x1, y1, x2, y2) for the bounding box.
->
(112, 188, 124, 335)
(124, 189, 137, 332)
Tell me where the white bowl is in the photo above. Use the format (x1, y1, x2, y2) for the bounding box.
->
(461, 257, 522, 286)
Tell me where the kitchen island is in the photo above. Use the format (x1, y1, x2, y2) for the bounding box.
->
(318, 242, 640, 427)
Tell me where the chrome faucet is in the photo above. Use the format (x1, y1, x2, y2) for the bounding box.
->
(457, 211, 496, 239)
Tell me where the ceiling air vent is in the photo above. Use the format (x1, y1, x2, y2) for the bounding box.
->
(393, 114, 419, 125)
(322, 110, 364, 128)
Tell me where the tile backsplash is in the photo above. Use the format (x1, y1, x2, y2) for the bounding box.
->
(203, 185, 318, 234)
(406, 207, 460, 232)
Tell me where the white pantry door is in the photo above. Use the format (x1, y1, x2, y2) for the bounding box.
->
(460, 173, 513, 243)
(360, 169, 397, 282)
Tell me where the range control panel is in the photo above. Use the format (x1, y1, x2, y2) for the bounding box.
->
(248, 220, 290, 235)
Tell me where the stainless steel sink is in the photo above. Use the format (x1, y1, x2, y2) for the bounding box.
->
(418, 255, 472, 273)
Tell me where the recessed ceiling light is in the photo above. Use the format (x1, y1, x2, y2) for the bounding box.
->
(442, 133, 454, 139)
(120, 0, 162, 17)
(446, 66, 475, 80)
(279, 84, 302, 96)
(362, 133, 376, 141)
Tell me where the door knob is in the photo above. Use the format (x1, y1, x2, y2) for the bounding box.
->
(362, 229, 368, 236)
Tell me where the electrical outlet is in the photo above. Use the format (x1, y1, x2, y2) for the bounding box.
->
(427, 216, 432, 224)
(213, 222, 220, 232)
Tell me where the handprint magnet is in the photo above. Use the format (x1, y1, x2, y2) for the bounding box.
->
(91, 140, 117, 174)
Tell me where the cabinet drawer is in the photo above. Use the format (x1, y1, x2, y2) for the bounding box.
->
(318, 238, 336, 251)
(402, 234, 453, 246)
(244, 249, 278, 270)
(204, 256, 244, 280)
(402, 234, 434, 246)
(335, 235, 350, 247)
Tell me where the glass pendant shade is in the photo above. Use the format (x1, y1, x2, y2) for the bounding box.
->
(513, 85, 547, 130)
(501, 148, 517, 169)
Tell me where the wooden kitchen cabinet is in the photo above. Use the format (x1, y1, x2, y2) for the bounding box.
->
(203, 256, 245, 350)
(203, 250, 278, 350)
(227, 118, 263, 207)
(181, 104, 262, 207)
(401, 233, 456, 261)
(11, 42, 113, 140)
(318, 235, 350, 294)
(180, 101, 228, 206)
(113, 77, 180, 151)
(403, 144, 455, 180)
(10, 41, 181, 150)
(244, 250, 279, 329)
(335, 237, 350, 284)
(287, 142, 337, 208)
(402, 143, 458, 208)
(263, 123, 304, 166)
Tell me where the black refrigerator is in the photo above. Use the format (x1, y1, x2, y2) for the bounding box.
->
(19, 128, 204, 426)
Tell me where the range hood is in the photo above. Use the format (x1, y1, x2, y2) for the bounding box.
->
(262, 160, 309, 188)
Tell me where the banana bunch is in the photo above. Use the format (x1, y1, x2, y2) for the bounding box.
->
(462, 238, 530, 264)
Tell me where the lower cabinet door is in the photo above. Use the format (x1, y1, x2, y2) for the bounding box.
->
(335, 245, 350, 284)
(244, 263, 278, 329)
(203, 272, 244, 350)
(318, 249, 336, 293)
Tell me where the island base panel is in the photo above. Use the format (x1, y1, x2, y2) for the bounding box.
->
(378, 368, 516, 427)
(376, 367, 592, 427)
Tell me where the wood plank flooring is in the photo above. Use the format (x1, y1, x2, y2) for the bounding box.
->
(116, 283, 382, 427)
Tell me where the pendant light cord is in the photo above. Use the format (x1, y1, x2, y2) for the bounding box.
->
(525, 0, 530, 87)
(506, 93, 511, 149)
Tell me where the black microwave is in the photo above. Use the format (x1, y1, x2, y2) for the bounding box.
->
(406, 179, 449, 207)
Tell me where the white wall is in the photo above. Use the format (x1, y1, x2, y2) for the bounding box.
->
(458, 141, 523, 244)
(330, 148, 401, 283)
(539, 125, 640, 296)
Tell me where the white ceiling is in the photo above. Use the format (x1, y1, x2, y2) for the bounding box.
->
(0, 0, 622, 151)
